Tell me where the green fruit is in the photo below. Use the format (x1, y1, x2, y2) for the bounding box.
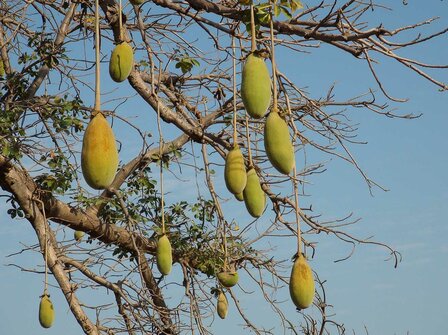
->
(74, 231, 84, 241)
(289, 254, 315, 310)
(217, 271, 239, 288)
(242, 168, 266, 218)
(234, 192, 244, 202)
(224, 146, 247, 195)
(39, 294, 55, 328)
(129, 0, 145, 4)
(241, 53, 271, 119)
(264, 110, 295, 175)
(0, 59, 4, 76)
(109, 42, 134, 83)
(217, 291, 228, 319)
(156, 234, 172, 275)
(81, 113, 119, 190)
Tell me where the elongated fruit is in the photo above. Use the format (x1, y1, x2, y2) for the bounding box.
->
(74, 230, 84, 242)
(217, 291, 228, 319)
(241, 53, 271, 119)
(289, 254, 315, 310)
(217, 271, 239, 288)
(81, 112, 119, 190)
(224, 146, 247, 195)
(0, 59, 4, 76)
(39, 294, 55, 328)
(243, 168, 265, 218)
(264, 110, 294, 175)
(109, 42, 134, 82)
(156, 234, 172, 275)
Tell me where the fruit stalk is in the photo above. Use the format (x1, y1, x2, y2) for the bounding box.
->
(94, 0, 100, 112)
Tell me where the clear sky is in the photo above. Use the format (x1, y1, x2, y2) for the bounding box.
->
(0, 1, 447, 335)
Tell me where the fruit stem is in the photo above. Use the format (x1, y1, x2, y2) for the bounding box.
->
(94, 0, 100, 112)
(245, 114, 253, 168)
(250, 4, 256, 52)
(269, 10, 278, 111)
(156, 68, 166, 235)
(293, 164, 302, 255)
(232, 36, 238, 146)
(118, 0, 123, 42)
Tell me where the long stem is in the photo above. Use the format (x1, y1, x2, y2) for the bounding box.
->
(292, 165, 302, 255)
(245, 115, 253, 167)
(250, 4, 256, 52)
(118, 0, 123, 42)
(156, 68, 165, 234)
(269, 11, 278, 112)
(94, 0, 100, 112)
(232, 36, 238, 146)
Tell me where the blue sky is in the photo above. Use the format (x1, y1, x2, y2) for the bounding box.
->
(1, 1, 447, 334)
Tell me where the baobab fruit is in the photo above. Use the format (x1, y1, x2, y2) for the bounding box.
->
(289, 253, 315, 310)
(156, 234, 172, 275)
(243, 168, 266, 218)
(224, 145, 247, 195)
(217, 291, 228, 319)
(264, 109, 294, 175)
(109, 42, 134, 82)
(217, 271, 239, 288)
(81, 112, 119, 190)
(39, 294, 55, 328)
(129, 0, 145, 4)
(234, 192, 244, 202)
(74, 230, 84, 242)
(241, 53, 271, 119)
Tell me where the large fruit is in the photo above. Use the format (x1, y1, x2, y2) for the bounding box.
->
(217, 271, 239, 288)
(224, 146, 247, 195)
(156, 234, 172, 275)
(39, 294, 55, 328)
(289, 254, 315, 310)
(242, 168, 266, 218)
(241, 53, 271, 119)
(109, 42, 134, 82)
(74, 230, 84, 242)
(264, 110, 295, 175)
(217, 291, 228, 319)
(81, 113, 119, 190)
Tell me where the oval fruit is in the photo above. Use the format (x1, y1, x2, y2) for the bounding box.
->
(217, 271, 239, 288)
(74, 230, 84, 242)
(264, 110, 295, 175)
(217, 291, 228, 319)
(241, 53, 271, 119)
(289, 254, 315, 310)
(109, 42, 134, 83)
(242, 168, 266, 218)
(224, 146, 247, 195)
(156, 234, 172, 275)
(81, 113, 119, 190)
(39, 294, 55, 328)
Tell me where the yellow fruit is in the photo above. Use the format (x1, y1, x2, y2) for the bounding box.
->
(74, 230, 84, 241)
(129, 0, 145, 4)
(217, 271, 239, 288)
(234, 192, 244, 202)
(39, 294, 55, 328)
(224, 146, 247, 195)
(81, 113, 119, 190)
(109, 42, 134, 83)
(217, 291, 228, 319)
(289, 254, 315, 310)
(156, 234, 172, 275)
(241, 53, 271, 119)
(264, 110, 295, 175)
(242, 168, 266, 218)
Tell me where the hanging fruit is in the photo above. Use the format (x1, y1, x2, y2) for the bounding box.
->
(242, 168, 266, 217)
(109, 42, 134, 83)
(224, 145, 247, 195)
(217, 291, 228, 319)
(264, 108, 295, 175)
(217, 271, 239, 288)
(289, 253, 315, 310)
(74, 230, 84, 242)
(38, 294, 55, 328)
(156, 234, 172, 275)
(81, 112, 119, 190)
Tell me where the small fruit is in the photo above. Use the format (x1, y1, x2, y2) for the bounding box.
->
(241, 53, 271, 119)
(217, 291, 228, 319)
(156, 234, 172, 275)
(217, 271, 239, 288)
(264, 109, 295, 175)
(81, 112, 119, 190)
(39, 294, 55, 328)
(289, 254, 315, 310)
(234, 192, 244, 202)
(242, 168, 266, 218)
(74, 231, 84, 241)
(224, 146, 247, 195)
(129, 0, 145, 4)
(109, 42, 134, 82)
